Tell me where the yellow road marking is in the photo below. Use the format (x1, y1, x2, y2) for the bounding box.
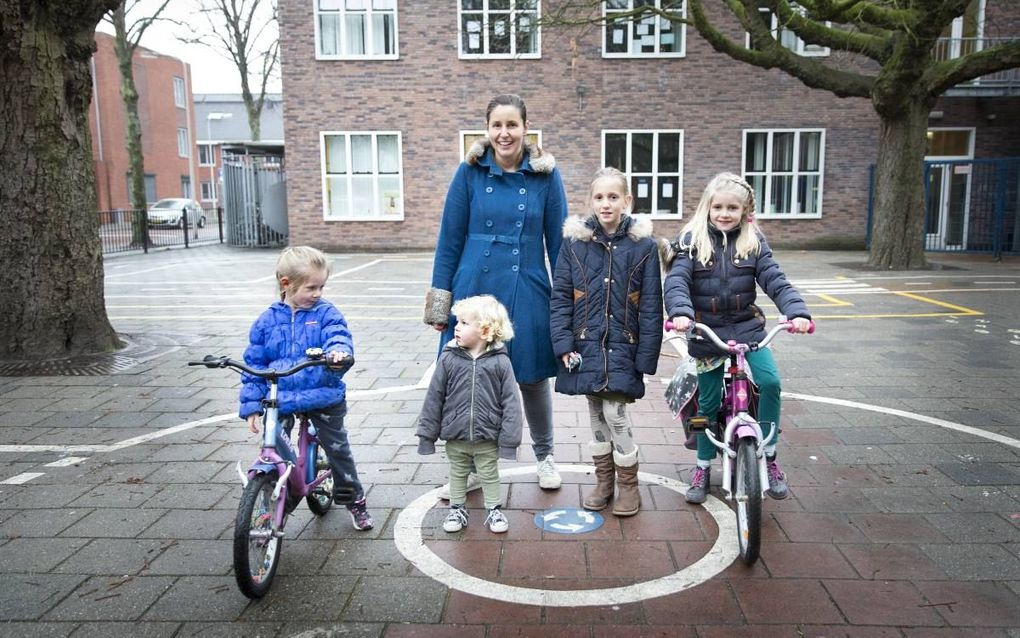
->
(891, 291, 983, 315)
(809, 293, 853, 308)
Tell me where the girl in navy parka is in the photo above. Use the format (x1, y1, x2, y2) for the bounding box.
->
(550, 168, 663, 517)
(239, 246, 372, 531)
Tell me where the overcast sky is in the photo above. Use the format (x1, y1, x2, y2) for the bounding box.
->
(96, 0, 282, 95)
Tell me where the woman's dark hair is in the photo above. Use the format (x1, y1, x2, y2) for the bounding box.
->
(485, 94, 527, 124)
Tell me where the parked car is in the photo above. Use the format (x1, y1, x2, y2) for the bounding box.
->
(147, 198, 207, 228)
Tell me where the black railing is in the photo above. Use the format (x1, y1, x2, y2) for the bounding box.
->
(98, 206, 225, 255)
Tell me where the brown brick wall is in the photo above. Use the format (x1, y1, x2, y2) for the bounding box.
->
(279, 1, 1018, 251)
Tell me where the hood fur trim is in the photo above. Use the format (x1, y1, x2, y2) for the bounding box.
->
(466, 138, 556, 173)
(563, 214, 654, 242)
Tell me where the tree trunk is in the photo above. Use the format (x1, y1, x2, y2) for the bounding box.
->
(114, 32, 150, 246)
(0, 0, 122, 359)
(867, 98, 934, 270)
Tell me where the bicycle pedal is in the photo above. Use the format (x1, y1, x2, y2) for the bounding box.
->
(686, 416, 710, 431)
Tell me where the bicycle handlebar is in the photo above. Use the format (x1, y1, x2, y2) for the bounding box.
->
(664, 317, 814, 353)
(188, 351, 354, 380)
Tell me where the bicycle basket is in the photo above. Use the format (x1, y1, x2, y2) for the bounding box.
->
(665, 355, 699, 422)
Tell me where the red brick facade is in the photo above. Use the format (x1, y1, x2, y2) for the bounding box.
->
(89, 33, 198, 211)
(278, 1, 1017, 251)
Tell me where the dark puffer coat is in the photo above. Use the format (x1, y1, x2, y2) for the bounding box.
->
(663, 227, 810, 359)
(550, 214, 663, 399)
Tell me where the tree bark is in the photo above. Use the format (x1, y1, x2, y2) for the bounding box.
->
(0, 0, 122, 359)
(866, 98, 934, 270)
(111, 4, 150, 246)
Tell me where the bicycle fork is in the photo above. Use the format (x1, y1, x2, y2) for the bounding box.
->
(704, 414, 777, 500)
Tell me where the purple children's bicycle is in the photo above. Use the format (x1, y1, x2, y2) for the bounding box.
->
(189, 349, 352, 598)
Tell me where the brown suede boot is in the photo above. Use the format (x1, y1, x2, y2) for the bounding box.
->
(582, 441, 615, 511)
(612, 447, 640, 517)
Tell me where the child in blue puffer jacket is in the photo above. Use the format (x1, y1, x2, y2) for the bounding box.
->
(238, 246, 373, 531)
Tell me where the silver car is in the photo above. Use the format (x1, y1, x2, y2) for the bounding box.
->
(147, 198, 207, 228)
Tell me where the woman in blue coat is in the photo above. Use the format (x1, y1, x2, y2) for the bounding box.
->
(424, 94, 568, 490)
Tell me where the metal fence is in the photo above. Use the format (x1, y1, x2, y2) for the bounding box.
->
(98, 207, 225, 255)
(223, 153, 288, 248)
(867, 157, 1020, 258)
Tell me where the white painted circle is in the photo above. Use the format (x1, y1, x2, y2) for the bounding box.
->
(394, 464, 738, 607)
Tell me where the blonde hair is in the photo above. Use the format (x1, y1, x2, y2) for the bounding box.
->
(276, 246, 331, 301)
(451, 295, 514, 345)
(681, 172, 761, 266)
(590, 166, 630, 199)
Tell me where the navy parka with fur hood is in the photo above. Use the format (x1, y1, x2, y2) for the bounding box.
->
(662, 227, 810, 359)
(238, 300, 354, 419)
(550, 214, 663, 399)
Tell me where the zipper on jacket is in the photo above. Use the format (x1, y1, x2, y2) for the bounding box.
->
(598, 241, 613, 391)
(469, 358, 477, 441)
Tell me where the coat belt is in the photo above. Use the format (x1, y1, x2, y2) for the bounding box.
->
(468, 233, 519, 244)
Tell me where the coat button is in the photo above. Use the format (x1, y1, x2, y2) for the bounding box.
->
(604, 278, 609, 283)
(512, 265, 519, 272)
(483, 266, 489, 272)
(517, 203, 525, 210)
(512, 249, 519, 255)
(486, 186, 493, 193)
(734, 259, 740, 264)
(484, 250, 490, 256)
(486, 220, 493, 227)
(519, 188, 526, 195)
(515, 221, 522, 227)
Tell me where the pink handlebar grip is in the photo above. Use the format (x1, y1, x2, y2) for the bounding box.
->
(786, 320, 816, 334)
(664, 319, 675, 332)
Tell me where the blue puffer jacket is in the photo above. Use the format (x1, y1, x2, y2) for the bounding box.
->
(663, 227, 810, 359)
(238, 300, 354, 418)
(550, 214, 663, 399)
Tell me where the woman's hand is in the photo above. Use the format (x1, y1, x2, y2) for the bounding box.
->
(246, 414, 260, 434)
(560, 353, 574, 368)
(671, 316, 691, 333)
(790, 317, 812, 334)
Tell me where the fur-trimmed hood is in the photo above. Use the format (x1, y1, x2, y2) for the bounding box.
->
(466, 138, 556, 174)
(562, 214, 654, 242)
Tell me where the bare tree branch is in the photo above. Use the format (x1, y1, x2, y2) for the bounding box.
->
(926, 39, 1020, 95)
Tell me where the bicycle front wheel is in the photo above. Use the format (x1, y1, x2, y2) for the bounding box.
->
(305, 443, 334, 516)
(234, 472, 283, 598)
(734, 437, 762, 565)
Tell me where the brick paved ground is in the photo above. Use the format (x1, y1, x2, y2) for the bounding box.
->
(1, 245, 1018, 637)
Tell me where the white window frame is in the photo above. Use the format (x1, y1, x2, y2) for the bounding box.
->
(320, 131, 405, 221)
(177, 127, 190, 158)
(198, 143, 215, 167)
(601, 129, 684, 219)
(602, 0, 686, 58)
(200, 181, 214, 201)
(742, 128, 825, 219)
(459, 130, 542, 161)
(746, 6, 830, 57)
(457, 0, 541, 59)
(172, 76, 186, 108)
(314, 0, 399, 60)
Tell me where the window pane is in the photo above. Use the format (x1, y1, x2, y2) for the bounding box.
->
(606, 0, 629, 9)
(345, 14, 366, 54)
(631, 133, 654, 173)
(351, 175, 374, 215)
(605, 133, 627, 171)
(927, 130, 971, 156)
(326, 176, 348, 217)
(351, 135, 373, 173)
(490, 0, 510, 8)
(373, 0, 395, 8)
(346, 0, 366, 8)
(745, 132, 767, 172)
(632, 15, 657, 54)
(632, 175, 652, 215)
(461, 0, 482, 8)
(379, 175, 401, 216)
(319, 0, 341, 10)
(372, 13, 394, 55)
(325, 135, 347, 173)
(516, 13, 537, 54)
(658, 133, 680, 172)
(463, 15, 483, 52)
(658, 16, 680, 53)
(772, 132, 794, 171)
(657, 176, 679, 215)
(747, 174, 765, 213)
(377, 135, 399, 173)
(607, 20, 628, 53)
(319, 14, 340, 55)
(770, 175, 792, 214)
(798, 175, 820, 214)
(799, 132, 821, 171)
(489, 16, 511, 54)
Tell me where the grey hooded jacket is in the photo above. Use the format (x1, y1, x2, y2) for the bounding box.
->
(416, 342, 523, 460)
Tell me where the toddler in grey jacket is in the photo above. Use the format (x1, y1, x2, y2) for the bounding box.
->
(416, 295, 523, 533)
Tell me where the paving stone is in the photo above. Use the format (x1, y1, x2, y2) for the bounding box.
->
(138, 509, 232, 540)
(936, 462, 1020, 486)
(68, 621, 180, 637)
(142, 576, 249, 622)
(59, 508, 167, 539)
(862, 487, 956, 513)
(0, 537, 91, 573)
(52, 538, 171, 575)
(923, 512, 1020, 543)
(920, 543, 1020, 580)
(731, 579, 844, 625)
(823, 579, 944, 626)
(43, 575, 175, 621)
(173, 622, 283, 638)
(838, 542, 947, 580)
(238, 575, 358, 623)
(0, 508, 91, 538)
(913, 581, 1020, 627)
(143, 539, 233, 576)
(319, 538, 411, 577)
(760, 542, 857, 578)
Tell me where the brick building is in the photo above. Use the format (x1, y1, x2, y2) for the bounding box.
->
(89, 32, 199, 211)
(278, 1, 1019, 251)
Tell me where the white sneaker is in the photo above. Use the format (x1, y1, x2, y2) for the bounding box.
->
(438, 472, 482, 501)
(485, 506, 509, 533)
(537, 456, 562, 490)
(442, 506, 469, 533)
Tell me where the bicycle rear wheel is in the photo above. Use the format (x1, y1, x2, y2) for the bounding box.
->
(234, 472, 283, 598)
(305, 443, 334, 515)
(734, 437, 762, 565)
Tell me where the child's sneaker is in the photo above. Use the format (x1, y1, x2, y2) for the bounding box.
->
(685, 466, 711, 504)
(443, 505, 469, 533)
(765, 457, 789, 500)
(537, 455, 562, 490)
(484, 506, 509, 533)
(347, 497, 373, 530)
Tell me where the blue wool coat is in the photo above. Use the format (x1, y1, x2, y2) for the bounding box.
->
(550, 215, 663, 399)
(238, 300, 354, 418)
(663, 227, 810, 359)
(428, 139, 568, 383)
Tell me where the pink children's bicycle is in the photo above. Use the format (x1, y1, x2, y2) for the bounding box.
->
(665, 318, 813, 565)
(189, 349, 351, 598)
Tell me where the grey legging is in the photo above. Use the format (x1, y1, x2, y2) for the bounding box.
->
(519, 378, 554, 461)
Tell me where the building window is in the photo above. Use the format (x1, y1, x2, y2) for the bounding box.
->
(173, 76, 186, 108)
(459, 0, 540, 59)
(315, 0, 398, 59)
(460, 130, 542, 160)
(748, 6, 830, 56)
(199, 144, 215, 166)
(743, 129, 824, 217)
(602, 130, 683, 217)
(201, 181, 214, 201)
(177, 128, 190, 158)
(321, 131, 403, 220)
(603, 1, 685, 58)
(127, 173, 158, 204)
(181, 176, 192, 199)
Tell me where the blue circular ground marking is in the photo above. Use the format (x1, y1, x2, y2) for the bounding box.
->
(533, 507, 604, 534)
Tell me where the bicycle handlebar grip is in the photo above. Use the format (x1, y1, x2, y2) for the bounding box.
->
(785, 320, 817, 334)
(664, 319, 674, 332)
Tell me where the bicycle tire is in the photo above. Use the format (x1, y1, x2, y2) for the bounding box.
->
(234, 472, 283, 598)
(734, 437, 762, 565)
(305, 443, 334, 516)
